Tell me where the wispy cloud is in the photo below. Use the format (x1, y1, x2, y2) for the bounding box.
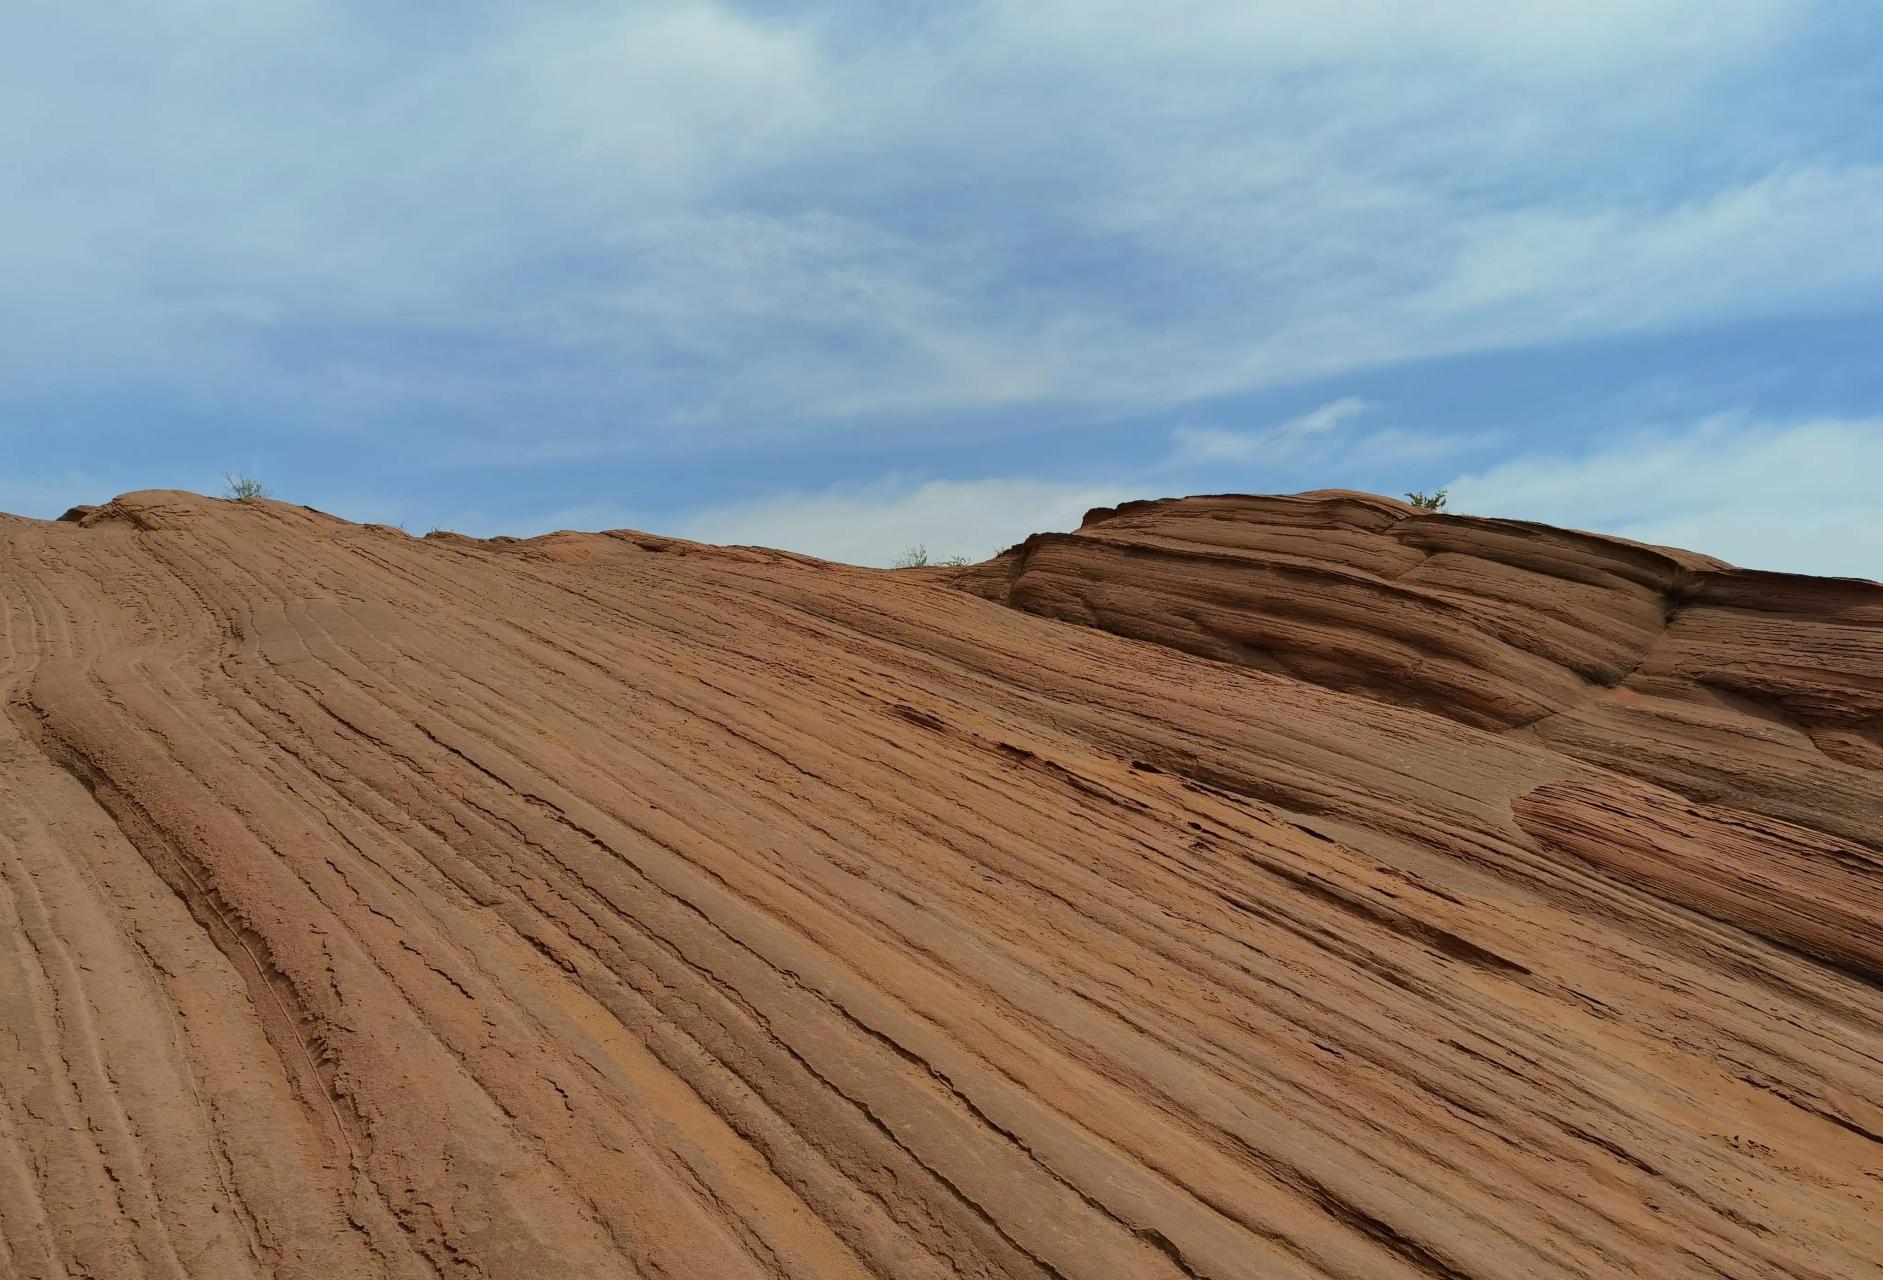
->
(1172, 397, 1371, 463)
(676, 475, 1139, 567)
(1168, 399, 1493, 475)
(1445, 416, 1883, 579)
(1, 0, 1870, 441)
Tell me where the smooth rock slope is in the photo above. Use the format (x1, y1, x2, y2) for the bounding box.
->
(1, 488, 1878, 1280)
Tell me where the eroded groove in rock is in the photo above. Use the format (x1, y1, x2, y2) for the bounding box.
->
(1514, 779, 1883, 987)
(1, 489, 1879, 1279)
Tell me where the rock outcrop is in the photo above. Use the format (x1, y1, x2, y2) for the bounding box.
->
(958, 491, 1882, 844)
(2, 489, 1878, 1280)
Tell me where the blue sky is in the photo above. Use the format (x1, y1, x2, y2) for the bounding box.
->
(3, 0, 1880, 575)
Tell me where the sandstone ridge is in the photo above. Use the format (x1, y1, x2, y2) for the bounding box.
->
(2, 487, 1878, 1280)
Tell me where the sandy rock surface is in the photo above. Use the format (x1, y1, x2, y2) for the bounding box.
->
(2, 488, 1878, 1279)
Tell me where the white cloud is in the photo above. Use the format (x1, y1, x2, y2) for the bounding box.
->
(1412, 166, 1883, 339)
(1173, 397, 1370, 463)
(1345, 427, 1502, 465)
(1445, 418, 1883, 580)
(0, 0, 1869, 438)
(1168, 401, 1493, 476)
(498, 4, 827, 186)
(0, 2, 834, 386)
(675, 475, 1140, 566)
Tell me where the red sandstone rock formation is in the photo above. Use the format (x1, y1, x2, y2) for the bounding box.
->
(1, 488, 1878, 1279)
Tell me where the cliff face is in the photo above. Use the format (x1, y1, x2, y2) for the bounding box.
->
(2, 489, 1879, 1280)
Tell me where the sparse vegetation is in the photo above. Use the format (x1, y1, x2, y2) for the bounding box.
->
(224, 472, 268, 501)
(1405, 489, 1447, 512)
(892, 545, 973, 569)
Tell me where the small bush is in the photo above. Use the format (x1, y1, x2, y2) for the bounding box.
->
(892, 545, 972, 569)
(1404, 489, 1447, 512)
(224, 472, 268, 500)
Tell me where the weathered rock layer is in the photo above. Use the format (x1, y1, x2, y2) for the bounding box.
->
(1, 489, 1879, 1280)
